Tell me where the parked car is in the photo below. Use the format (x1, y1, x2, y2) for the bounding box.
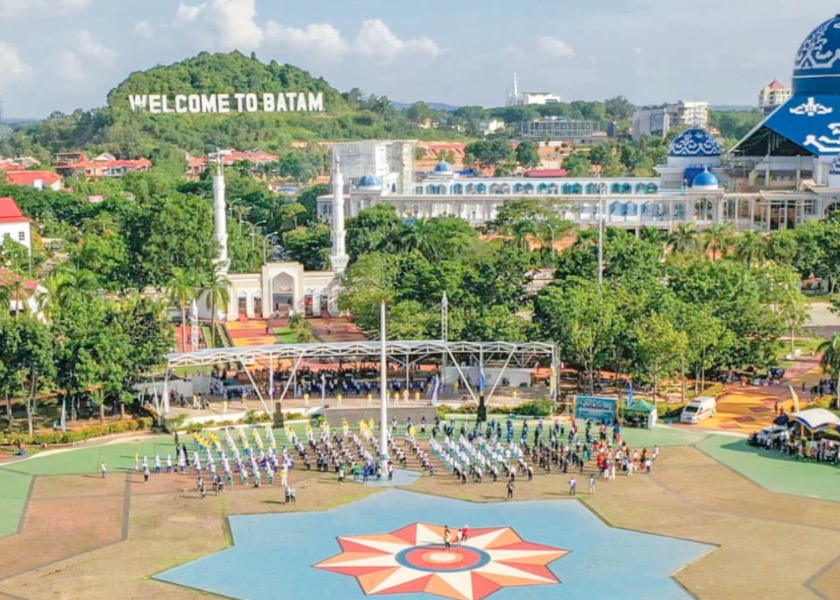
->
(680, 397, 717, 424)
(756, 424, 790, 446)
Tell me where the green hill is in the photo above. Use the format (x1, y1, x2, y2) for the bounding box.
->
(0, 51, 439, 160)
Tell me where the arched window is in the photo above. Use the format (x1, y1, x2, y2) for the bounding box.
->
(625, 202, 639, 217)
(572, 183, 583, 194)
(621, 183, 632, 194)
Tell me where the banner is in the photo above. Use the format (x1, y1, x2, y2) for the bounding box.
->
(575, 396, 618, 423)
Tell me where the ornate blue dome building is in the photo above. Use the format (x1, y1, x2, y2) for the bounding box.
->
(792, 14, 840, 95)
(357, 174, 383, 189)
(667, 129, 723, 158)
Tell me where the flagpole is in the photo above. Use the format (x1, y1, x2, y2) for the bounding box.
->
(380, 300, 389, 475)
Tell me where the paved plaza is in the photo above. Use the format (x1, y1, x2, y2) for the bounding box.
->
(0, 424, 838, 600)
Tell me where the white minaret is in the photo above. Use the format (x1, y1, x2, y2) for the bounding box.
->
(212, 158, 230, 273)
(329, 158, 349, 273)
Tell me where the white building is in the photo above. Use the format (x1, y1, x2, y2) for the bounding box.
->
(506, 74, 561, 106)
(479, 119, 506, 136)
(758, 79, 792, 115)
(331, 140, 415, 195)
(632, 101, 710, 140)
(0, 196, 31, 254)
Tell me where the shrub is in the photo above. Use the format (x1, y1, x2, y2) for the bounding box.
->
(515, 399, 554, 417)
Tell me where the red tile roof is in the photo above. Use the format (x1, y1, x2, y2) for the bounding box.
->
(0, 197, 31, 223)
(768, 79, 788, 90)
(5, 170, 63, 187)
(524, 169, 569, 178)
(0, 268, 39, 293)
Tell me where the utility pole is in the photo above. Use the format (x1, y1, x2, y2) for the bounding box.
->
(441, 292, 448, 386)
(379, 301, 389, 476)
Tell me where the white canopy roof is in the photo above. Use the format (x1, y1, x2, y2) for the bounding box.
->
(790, 408, 840, 431)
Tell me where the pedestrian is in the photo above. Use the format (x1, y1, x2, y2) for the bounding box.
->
(569, 476, 577, 496)
(589, 474, 596, 495)
(143, 465, 150, 483)
(338, 465, 345, 484)
(460, 524, 469, 545)
(134, 453, 140, 471)
(443, 526, 452, 551)
(507, 478, 515, 500)
(101, 461, 107, 479)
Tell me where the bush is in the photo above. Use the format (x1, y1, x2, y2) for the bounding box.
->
(515, 399, 554, 417)
(701, 383, 726, 398)
(0, 417, 155, 446)
(655, 403, 685, 419)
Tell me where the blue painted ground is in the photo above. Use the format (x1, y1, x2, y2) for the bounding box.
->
(156, 490, 712, 600)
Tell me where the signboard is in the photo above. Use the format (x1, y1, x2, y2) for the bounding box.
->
(574, 396, 617, 423)
(127, 91, 324, 114)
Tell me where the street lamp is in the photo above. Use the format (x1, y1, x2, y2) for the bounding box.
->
(598, 183, 606, 286)
(263, 231, 279, 265)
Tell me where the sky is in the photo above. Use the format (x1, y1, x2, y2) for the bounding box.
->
(0, 0, 835, 118)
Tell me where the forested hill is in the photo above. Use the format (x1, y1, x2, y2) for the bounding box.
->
(0, 51, 438, 160)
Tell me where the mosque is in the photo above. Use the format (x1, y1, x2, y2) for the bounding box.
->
(318, 13, 840, 233)
(213, 12, 840, 321)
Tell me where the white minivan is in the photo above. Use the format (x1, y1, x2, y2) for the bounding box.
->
(680, 396, 717, 424)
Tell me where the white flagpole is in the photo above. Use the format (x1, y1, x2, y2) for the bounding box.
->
(380, 300, 389, 475)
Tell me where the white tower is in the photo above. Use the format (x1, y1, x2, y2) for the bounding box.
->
(212, 159, 230, 273)
(329, 158, 349, 273)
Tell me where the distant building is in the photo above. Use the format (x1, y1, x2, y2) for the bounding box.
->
(758, 79, 792, 115)
(0, 156, 39, 171)
(506, 74, 562, 106)
(187, 148, 280, 176)
(331, 140, 416, 195)
(479, 119, 506, 136)
(4, 170, 63, 191)
(0, 268, 48, 320)
(54, 152, 151, 179)
(632, 101, 709, 140)
(519, 118, 599, 142)
(0, 196, 31, 254)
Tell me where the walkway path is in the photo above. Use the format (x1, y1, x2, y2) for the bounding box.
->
(308, 317, 367, 342)
(225, 319, 276, 347)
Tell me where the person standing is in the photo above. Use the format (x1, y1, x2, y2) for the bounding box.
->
(101, 461, 107, 479)
(589, 474, 596, 495)
(507, 478, 515, 500)
(460, 525, 469, 545)
(443, 526, 452, 551)
(143, 465, 150, 484)
(134, 453, 140, 471)
(568, 476, 577, 496)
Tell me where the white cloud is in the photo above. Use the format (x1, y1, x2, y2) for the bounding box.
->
(0, 0, 91, 18)
(352, 19, 440, 65)
(263, 21, 347, 62)
(78, 31, 117, 66)
(176, 1, 205, 24)
(0, 42, 31, 80)
(134, 21, 155, 40)
(55, 50, 85, 81)
(536, 36, 574, 59)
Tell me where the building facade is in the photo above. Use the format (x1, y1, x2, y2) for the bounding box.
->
(0, 197, 31, 253)
(758, 79, 792, 115)
(518, 118, 599, 142)
(632, 101, 710, 140)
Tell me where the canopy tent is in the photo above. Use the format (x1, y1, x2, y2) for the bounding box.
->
(790, 408, 840, 433)
(624, 400, 657, 429)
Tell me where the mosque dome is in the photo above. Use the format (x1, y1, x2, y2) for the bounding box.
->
(793, 14, 840, 95)
(667, 129, 722, 158)
(691, 169, 719, 190)
(434, 160, 453, 173)
(357, 174, 383, 188)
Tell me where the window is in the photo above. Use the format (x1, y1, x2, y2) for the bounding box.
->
(18, 231, 25, 241)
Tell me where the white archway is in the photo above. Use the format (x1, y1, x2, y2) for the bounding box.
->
(270, 272, 296, 317)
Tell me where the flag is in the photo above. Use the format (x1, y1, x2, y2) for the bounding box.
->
(321, 372, 326, 405)
(478, 365, 487, 392)
(60, 397, 67, 432)
(431, 374, 439, 406)
(627, 382, 634, 407)
(269, 362, 275, 399)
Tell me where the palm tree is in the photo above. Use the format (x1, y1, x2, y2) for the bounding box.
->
(668, 222, 698, 254)
(167, 267, 196, 352)
(640, 226, 666, 246)
(202, 270, 230, 348)
(702, 223, 733, 260)
(733, 231, 766, 268)
(819, 333, 840, 409)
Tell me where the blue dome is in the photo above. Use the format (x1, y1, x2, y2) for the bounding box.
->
(357, 174, 383, 188)
(831, 155, 840, 175)
(793, 14, 840, 95)
(434, 160, 453, 173)
(667, 129, 722, 158)
(691, 169, 719, 189)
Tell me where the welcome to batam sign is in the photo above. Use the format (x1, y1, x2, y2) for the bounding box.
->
(127, 92, 325, 114)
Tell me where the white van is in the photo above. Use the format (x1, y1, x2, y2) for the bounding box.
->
(680, 396, 717, 424)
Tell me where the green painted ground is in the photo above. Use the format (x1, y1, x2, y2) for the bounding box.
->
(0, 470, 31, 537)
(697, 434, 840, 502)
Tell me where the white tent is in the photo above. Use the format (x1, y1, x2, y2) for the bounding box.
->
(790, 408, 840, 432)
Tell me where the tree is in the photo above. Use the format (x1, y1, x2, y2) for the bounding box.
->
(702, 223, 733, 259)
(634, 311, 687, 402)
(282, 223, 331, 270)
(515, 141, 541, 170)
(534, 278, 619, 393)
(202, 270, 231, 348)
(167, 267, 197, 352)
(14, 316, 55, 437)
(464, 139, 514, 172)
(819, 333, 840, 409)
(0, 314, 21, 430)
(668, 222, 699, 254)
(733, 231, 766, 268)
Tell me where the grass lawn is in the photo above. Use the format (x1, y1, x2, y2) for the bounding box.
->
(275, 328, 301, 343)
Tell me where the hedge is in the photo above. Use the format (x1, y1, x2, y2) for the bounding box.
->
(0, 417, 154, 446)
